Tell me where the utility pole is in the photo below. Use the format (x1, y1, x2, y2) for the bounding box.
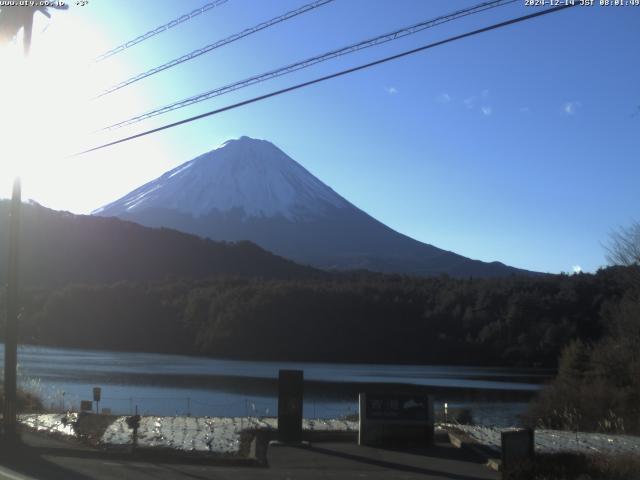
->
(3, 179, 21, 438)
(0, 3, 67, 439)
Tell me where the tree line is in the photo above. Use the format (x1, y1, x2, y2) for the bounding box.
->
(0, 266, 634, 368)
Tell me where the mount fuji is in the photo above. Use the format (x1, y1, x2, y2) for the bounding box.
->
(94, 136, 531, 277)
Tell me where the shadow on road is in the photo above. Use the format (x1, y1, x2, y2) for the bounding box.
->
(303, 445, 490, 480)
(0, 435, 92, 480)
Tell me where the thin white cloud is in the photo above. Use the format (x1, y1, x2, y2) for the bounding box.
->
(563, 101, 581, 115)
(463, 96, 475, 109)
(481, 106, 492, 116)
(385, 86, 398, 95)
(481, 89, 489, 98)
(572, 265, 582, 274)
(435, 93, 451, 103)
(519, 107, 530, 114)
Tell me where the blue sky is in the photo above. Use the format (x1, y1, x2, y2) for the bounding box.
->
(2, 0, 639, 274)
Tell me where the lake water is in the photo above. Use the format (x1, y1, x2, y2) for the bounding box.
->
(2, 344, 552, 427)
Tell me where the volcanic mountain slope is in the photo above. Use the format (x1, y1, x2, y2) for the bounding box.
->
(95, 136, 533, 277)
(0, 200, 318, 287)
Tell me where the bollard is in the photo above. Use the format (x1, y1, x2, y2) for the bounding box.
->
(501, 428, 534, 479)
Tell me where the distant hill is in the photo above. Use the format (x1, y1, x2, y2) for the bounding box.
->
(95, 136, 536, 278)
(0, 200, 319, 287)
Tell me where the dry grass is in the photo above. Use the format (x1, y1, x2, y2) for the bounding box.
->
(0, 386, 44, 413)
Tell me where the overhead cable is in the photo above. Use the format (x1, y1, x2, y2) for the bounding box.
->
(94, 0, 229, 62)
(103, 0, 517, 131)
(96, 0, 335, 98)
(72, 3, 575, 157)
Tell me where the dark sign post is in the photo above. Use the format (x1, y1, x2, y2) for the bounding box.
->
(501, 428, 534, 479)
(126, 409, 141, 450)
(277, 369, 304, 442)
(93, 387, 101, 414)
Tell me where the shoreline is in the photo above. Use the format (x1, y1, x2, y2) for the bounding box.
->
(10, 342, 559, 371)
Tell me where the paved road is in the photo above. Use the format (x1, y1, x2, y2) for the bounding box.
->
(0, 431, 497, 480)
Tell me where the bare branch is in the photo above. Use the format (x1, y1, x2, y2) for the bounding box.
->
(605, 221, 640, 267)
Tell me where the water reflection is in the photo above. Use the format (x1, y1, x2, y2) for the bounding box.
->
(1, 344, 551, 426)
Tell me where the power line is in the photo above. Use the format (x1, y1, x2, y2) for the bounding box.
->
(94, 0, 229, 63)
(96, 0, 335, 98)
(73, 4, 575, 158)
(103, 0, 517, 131)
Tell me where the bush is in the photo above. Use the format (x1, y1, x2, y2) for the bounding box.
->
(526, 295, 640, 434)
(507, 453, 640, 480)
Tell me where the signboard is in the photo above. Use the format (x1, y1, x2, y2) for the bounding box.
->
(80, 400, 93, 411)
(359, 392, 434, 447)
(502, 428, 534, 479)
(365, 394, 431, 421)
(93, 387, 101, 402)
(277, 369, 304, 442)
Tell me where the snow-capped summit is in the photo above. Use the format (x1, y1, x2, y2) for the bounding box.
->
(95, 137, 533, 277)
(96, 136, 347, 220)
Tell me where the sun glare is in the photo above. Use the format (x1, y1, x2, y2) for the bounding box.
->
(0, 8, 162, 211)
(0, 12, 94, 194)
